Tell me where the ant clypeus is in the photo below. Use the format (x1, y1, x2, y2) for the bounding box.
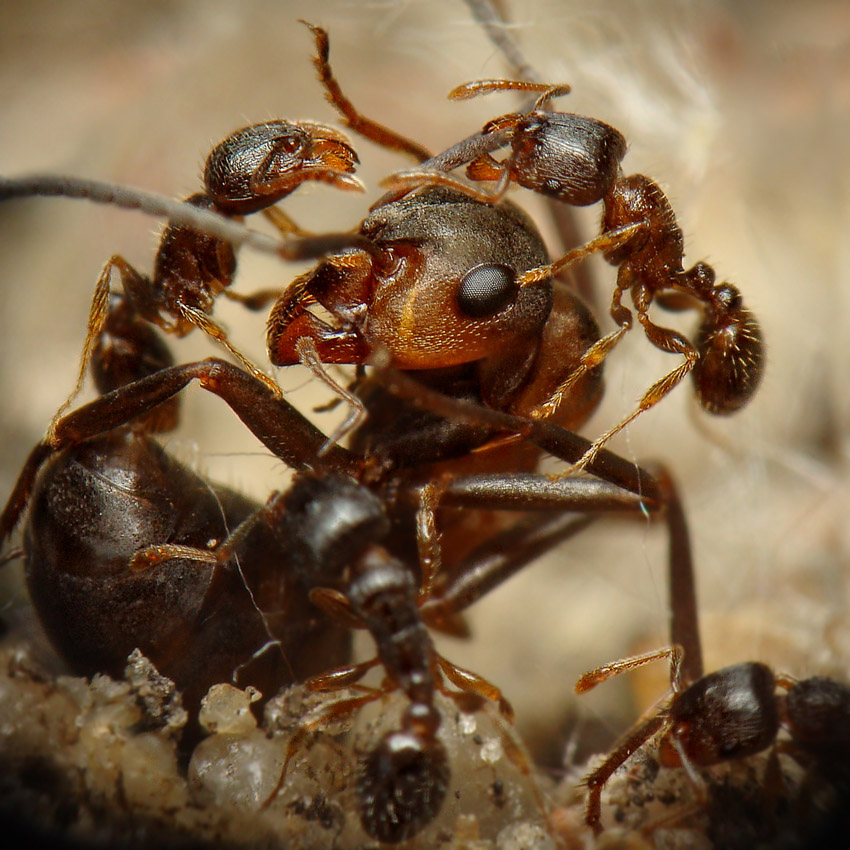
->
(574, 517, 850, 840)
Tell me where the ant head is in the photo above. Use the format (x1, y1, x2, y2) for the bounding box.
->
(661, 663, 779, 768)
(356, 727, 450, 843)
(204, 120, 361, 215)
(507, 112, 626, 207)
(359, 186, 554, 372)
(277, 472, 390, 586)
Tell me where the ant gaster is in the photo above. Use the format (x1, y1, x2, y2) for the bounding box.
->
(0, 293, 353, 735)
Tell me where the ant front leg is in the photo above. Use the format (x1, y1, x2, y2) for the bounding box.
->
(41, 358, 357, 476)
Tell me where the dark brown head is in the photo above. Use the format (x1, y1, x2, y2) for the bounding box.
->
(204, 120, 361, 215)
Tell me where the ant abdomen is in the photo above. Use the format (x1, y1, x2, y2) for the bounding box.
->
(357, 728, 450, 844)
(691, 281, 764, 415)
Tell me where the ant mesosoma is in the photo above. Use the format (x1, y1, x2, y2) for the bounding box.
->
(575, 529, 850, 839)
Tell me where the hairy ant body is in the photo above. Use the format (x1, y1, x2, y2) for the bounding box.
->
(64, 116, 363, 420)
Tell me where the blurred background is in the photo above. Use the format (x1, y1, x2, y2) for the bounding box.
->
(0, 0, 847, 774)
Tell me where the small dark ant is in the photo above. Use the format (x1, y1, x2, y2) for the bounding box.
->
(57, 116, 363, 422)
(383, 78, 764, 469)
(259, 470, 527, 844)
(575, 539, 850, 837)
(0, 316, 687, 842)
(0, 21, 713, 841)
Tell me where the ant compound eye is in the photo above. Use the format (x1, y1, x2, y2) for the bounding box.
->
(279, 132, 305, 155)
(457, 263, 518, 318)
(357, 731, 449, 843)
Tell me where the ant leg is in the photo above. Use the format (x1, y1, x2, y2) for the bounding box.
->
(41, 359, 358, 474)
(303, 657, 382, 694)
(581, 712, 670, 836)
(304, 23, 431, 163)
(373, 364, 661, 500)
(575, 645, 685, 695)
(264, 685, 385, 810)
(309, 586, 368, 631)
(436, 655, 515, 722)
(129, 487, 289, 572)
(381, 167, 512, 203)
(567, 324, 698, 476)
(294, 337, 365, 454)
(176, 303, 283, 399)
(46, 256, 142, 440)
(416, 481, 445, 600)
(222, 286, 282, 310)
(262, 205, 309, 237)
(0, 442, 53, 547)
(421, 513, 599, 634)
(448, 80, 571, 104)
(516, 221, 643, 287)
(532, 281, 634, 421)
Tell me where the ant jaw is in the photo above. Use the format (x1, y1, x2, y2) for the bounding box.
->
(306, 135, 361, 175)
(356, 731, 449, 843)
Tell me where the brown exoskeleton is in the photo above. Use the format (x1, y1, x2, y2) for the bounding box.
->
(55, 115, 363, 432)
(0, 290, 353, 741)
(385, 78, 764, 469)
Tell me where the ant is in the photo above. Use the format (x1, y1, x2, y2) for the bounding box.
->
(0, 337, 674, 842)
(0, 290, 353, 737)
(0, 266, 693, 842)
(53, 110, 364, 435)
(575, 520, 850, 838)
(383, 77, 764, 470)
(0, 22, 712, 842)
(258, 470, 531, 844)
